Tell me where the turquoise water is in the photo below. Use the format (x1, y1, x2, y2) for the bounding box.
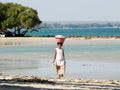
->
(0, 39, 120, 80)
(28, 28, 120, 36)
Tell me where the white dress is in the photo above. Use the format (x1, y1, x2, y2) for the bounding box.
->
(55, 48, 66, 66)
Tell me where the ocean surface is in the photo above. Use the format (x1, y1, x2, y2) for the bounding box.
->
(0, 38, 120, 80)
(27, 28, 120, 36)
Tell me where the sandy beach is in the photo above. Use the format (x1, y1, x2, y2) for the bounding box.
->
(0, 37, 120, 89)
(1, 0, 120, 89)
(0, 36, 120, 46)
(0, 36, 120, 45)
(0, 74, 120, 90)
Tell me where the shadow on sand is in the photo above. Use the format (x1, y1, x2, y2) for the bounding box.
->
(0, 85, 50, 90)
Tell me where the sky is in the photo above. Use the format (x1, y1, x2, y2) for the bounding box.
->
(0, 0, 120, 22)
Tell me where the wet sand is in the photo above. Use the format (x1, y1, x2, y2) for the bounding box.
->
(0, 74, 120, 90)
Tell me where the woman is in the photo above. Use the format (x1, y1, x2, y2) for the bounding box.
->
(53, 42, 66, 79)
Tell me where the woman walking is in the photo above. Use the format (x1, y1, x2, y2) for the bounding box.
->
(53, 35, 66, 79)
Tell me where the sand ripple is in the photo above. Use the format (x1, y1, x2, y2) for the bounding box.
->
(0, 74, 120, 90)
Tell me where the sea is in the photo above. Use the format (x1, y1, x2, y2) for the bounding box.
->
(0, 28, 120, 80)
(27, 28, 120, 36)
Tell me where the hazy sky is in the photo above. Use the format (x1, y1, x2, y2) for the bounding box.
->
(1, 0, 120, 21)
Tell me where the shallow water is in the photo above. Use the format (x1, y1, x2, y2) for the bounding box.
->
(0, 38, 120, 80)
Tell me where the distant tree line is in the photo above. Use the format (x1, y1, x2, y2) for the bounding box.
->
(0, 2, 41, 37)
(40, 22, 120, 29)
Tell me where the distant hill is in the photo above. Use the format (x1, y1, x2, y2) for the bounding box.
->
(39, 21, 120, 29)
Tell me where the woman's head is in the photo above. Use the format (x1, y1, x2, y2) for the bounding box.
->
(57, 42, 63, 48)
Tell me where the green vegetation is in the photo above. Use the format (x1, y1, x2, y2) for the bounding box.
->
(0, 2, 41, 37)
(40, 22, 120, 29)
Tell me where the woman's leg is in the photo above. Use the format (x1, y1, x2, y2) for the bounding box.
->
(61, 65, 66, 78)
(56, 65, 66, 79)
(56, 66, 61, 78)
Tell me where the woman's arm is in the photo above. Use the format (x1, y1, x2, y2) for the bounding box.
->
(63, 49, 65, 60)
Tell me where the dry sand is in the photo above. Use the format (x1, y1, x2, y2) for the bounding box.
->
(0, 36, 120, 40)
(0, 37, 120, 47)
(0, 74, 120, 90)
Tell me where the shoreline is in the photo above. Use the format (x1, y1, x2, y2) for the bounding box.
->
(0, 36, 120, 40)
(67, 36, 120, 40)
(0, 74, 120, 89)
